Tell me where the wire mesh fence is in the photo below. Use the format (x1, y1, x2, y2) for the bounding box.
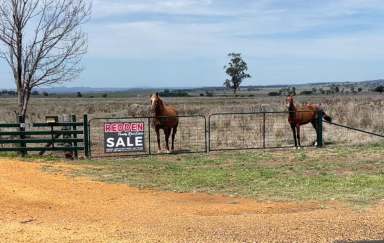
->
(208, 112, 318, 151)
(89, 115, 207, 158)
(88, 112, 384, 158)
(148, 116, 207, 155)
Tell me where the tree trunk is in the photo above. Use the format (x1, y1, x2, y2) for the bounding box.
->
(18, 88, 31, 119)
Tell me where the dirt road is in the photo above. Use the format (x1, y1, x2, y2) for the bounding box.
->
(0, 158, 383, 242)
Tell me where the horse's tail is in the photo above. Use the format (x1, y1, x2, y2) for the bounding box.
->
(323, 112, 332, 123)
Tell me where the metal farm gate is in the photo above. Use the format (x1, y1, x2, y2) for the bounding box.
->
(208, 111, 384, 152)
(88, 115, 207, 158)
(208, 111, 320, 151)
(87, 111, 384, 158)
(0, 115, 89, 158)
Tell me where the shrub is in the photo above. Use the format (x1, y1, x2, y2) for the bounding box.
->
(299, 90, 313, 95)
(374, 86, 384, 93)
(159, 90, 190, 97)
(205, 91, 214, 97)
(268, 92, 280, 96)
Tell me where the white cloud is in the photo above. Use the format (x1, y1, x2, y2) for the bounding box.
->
(92, 0, 216, 18)
(86, 0, 384, 78)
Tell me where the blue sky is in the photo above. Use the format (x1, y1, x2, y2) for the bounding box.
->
(1, 0, 384, 88)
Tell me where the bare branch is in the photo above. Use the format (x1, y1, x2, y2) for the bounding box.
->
(0, 0, 90, 116)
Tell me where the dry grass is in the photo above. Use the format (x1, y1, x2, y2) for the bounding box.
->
(0, 93, 383, 155)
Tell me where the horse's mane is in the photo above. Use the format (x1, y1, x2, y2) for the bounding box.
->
(154, 98, 165, 114)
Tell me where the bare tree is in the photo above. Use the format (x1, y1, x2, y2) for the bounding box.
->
(0, 0, 90, 118)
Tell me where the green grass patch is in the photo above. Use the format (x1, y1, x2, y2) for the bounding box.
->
(10, 143, 384, 205)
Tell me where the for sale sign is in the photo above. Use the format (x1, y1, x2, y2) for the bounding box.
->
(104, 122, 145, 153)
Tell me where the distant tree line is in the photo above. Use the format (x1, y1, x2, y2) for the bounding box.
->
(374, 86, 384, 93)
(268, 85, 365, 96)
(0, 90, 50, 96)
(159, 89, 190, 97)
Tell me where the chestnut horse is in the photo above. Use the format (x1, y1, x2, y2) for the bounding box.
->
(286, 96, 332, 148)
(150, 93, 179, 153)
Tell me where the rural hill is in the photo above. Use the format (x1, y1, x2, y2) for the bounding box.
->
(32, 79, 384, 95)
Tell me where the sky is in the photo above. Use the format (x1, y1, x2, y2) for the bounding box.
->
(1, 0, 384, 88)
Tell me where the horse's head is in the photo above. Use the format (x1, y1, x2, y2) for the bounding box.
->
(150, 93, 164, 112)
(286, 95, 294, 109)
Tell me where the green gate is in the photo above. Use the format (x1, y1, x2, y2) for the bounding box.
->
(0, 115, 90, 158)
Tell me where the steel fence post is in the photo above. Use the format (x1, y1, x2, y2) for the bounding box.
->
(317, 111, 324, 147)
(148, 117, 151, 155)
(208, 115, 211, 152)
(262, 112, 266, 149)
(83, 114, 90, 158)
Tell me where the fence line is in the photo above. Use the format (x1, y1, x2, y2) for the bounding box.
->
(86, 111, 384, 157)
(0, 111, 382, 158)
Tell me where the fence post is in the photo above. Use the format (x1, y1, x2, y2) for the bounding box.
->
(18, 115, 27, 157)
(316, 111, 323, 147)
(83, 114, 90, 159)
(204, 116, 208, 153)
(72, 115, 79, 159)
(148, 117, 151, 155)
(208, 115, 211, 152)
(262, 111, 266, 149)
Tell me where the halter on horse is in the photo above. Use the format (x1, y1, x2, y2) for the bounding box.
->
(150, 93, 179, 153)
(286, 96, 332, 148)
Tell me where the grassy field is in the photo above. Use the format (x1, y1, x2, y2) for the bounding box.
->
(1, 93, 382, 155)
(40, 142, 384, 205)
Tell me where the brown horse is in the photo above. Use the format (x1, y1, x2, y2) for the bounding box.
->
(286, 96, 332, 148)
(150, 93, 179, 153)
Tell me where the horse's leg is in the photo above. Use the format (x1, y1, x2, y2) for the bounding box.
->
(291, 124, 297, 148)
(156, 127, 161, 153)
(171, 126, 177, 152)
(296, 125, 302, 149)
(164, 128, 171, 153)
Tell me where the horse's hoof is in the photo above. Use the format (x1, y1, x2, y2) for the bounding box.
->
(157, 150, 162, 154)
(166, 150, 171, 154)
(314, 142, 318, 147)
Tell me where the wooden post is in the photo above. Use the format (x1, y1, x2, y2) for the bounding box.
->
(18, 115, 27, 157)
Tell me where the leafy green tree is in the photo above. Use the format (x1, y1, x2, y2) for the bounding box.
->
(224, 53, 251, 94)
(374, 86, 384, 93)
